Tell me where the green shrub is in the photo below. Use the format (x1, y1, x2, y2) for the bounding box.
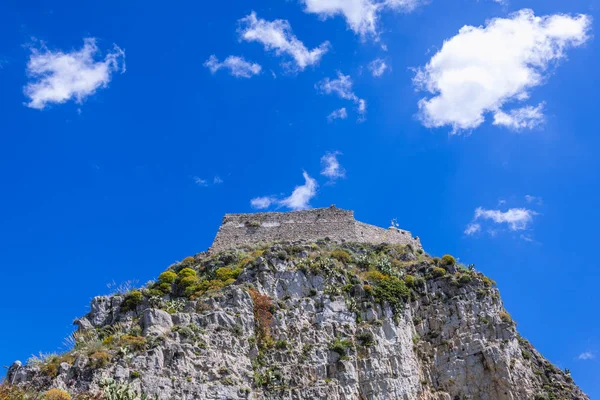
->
(441, 254, 456, 266)
(120, 335, 147, 351)
(373, 276, 410, 315)
(188, 279, 226, 298)
(40, 362, 59, 378)
(500, 311, 514, 325)
(181, 256, 195, 266)
(364, 270, 388, 283)
(178, 267, 197, 278)
(432, 257, 441, 265)
(482, 276, 497, 288)
(356, 331, 375, 346)
(432, 267, 446, 278)
(147, 288, 164, 297)
(156, 282, 172, 294)
(0, 384, 26, 400)
(275, 340, 289, 350)
(458, 274, 472, 285)
(179, 275, 199, 288)
(158, 271, 177, 284)
(44, 388, 71, 400)
(329, 338, 353, 356)
(121, 290, 143, 312)
(404, 275, 416, 288)
(89, 351, 111, 369)
(331, 249, 352, 264)
(215, 267, 242, 282)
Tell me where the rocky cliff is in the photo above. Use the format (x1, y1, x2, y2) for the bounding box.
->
(4, 240, 588, 400)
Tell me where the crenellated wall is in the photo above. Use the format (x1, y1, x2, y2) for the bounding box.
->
(210, 206, 421, 252)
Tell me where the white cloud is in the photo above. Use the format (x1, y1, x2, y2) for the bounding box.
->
(194, 177, 208, 186)
(204, 55, 261, 78)
(520, 234, 535, 242)
(300, 0, 424, 38)
(464, 223, 481, 235)
(368, 58, 389, 77)
(474, 207, 536, 231)
(493, 103, 545, 130)
(238, 12, 330, 70)
(316, 72, 366, 119)
(194, 176, 223, 187)
(327, 107, 348, 121)
(413, 9, 591, 133)
(578, 352, 595, 360)
(280, 172, 318, 210)
(24, 38, 125, 110)
(525, 194, 543, 205)
(251, 172, 318, 211)
(251, 196, 277, 209)
(321, 151, 345, 180)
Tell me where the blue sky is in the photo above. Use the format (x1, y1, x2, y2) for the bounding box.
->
(0, 0, 598, 395)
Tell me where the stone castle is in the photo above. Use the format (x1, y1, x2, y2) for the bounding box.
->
(210, 206, 421, 252)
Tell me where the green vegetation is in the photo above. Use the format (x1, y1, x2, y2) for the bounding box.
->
(329, 338, 354, 356)
(441, 254, 456, 267)
(158, 271, 177, 284)
(215, 267, 242, 281)
(331, 249, 352, 264)
(44, 388, 71, 400)
(432, 267, 446, 278)
(500, 311, 514, 325)
(178, 267, 197, 278)
(181, 256, 195, 266)
(121, 290, 143, 312)
(356, 331, 375, 346)
(13, 241, 514, 398)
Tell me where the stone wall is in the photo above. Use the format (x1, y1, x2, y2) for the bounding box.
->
(210, 206, 421, 252)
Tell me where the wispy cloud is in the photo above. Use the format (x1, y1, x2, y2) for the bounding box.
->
(250, 171, 318, 211)
(327, 107, 348, 121)
(194, 176, 223, 187)
(474, 207, 537, 231)
(316, 72, 366, 120)
(466, 199, 541, 239)
(320, 151, 345, 181)
(493, 103, 545, 130)
(204, 55, 261, 78)
(525, 194, 543, 205)
(578, 351, 595, 360)
(24, 38, 125, 110)
(194, 177, 208, 187)
(368, 58, 389, 77)
(238, 12, 330, 71)
(250, 196, 277, 209)
(413, 9, 591, 133)
(300, 0, 425, 38)
(464, 223, 481, 236)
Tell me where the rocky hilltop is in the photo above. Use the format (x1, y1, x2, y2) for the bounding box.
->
(3, 210, 589, 400)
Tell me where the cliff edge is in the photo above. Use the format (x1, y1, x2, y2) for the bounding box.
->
(3, 212, 588, 400)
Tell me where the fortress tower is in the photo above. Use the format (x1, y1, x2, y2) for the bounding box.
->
(210, 205, 421, 252)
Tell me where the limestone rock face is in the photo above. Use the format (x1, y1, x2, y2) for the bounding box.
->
(8, 242, 588, 400)
(141, 309, 173, 337)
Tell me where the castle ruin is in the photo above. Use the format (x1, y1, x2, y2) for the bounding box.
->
(210, 206, 421, 252)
